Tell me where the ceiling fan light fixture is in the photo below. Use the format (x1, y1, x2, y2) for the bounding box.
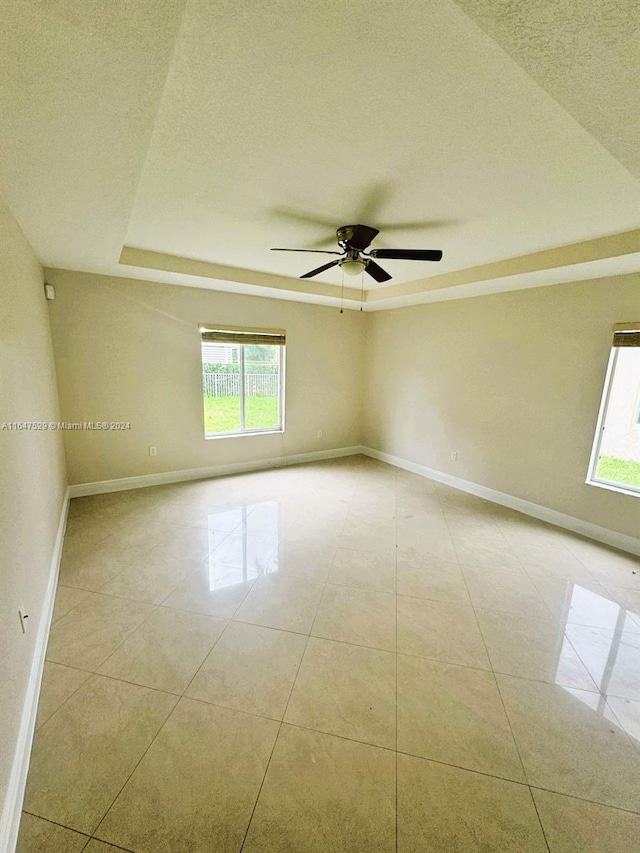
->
(340, 258, 365, 276)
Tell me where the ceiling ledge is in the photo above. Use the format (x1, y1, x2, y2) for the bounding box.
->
(365, 228, 640, 303)
(119, 246, 363, 304)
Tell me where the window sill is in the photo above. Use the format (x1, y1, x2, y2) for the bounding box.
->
(586, 478, 640, 499)
(205, 429, 284, 440)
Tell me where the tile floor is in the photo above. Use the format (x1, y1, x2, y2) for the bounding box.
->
(17, 456, 640, 852)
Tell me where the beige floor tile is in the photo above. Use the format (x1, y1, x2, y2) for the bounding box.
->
(347, 498, 397, 523)
(497, 675, 640, 811)
(565, 625, 640, 700)
(532, 789, 640, 853)
(51, 585, 92, 623)
(46, 593, 154, 671)
(186, 621, 306, 719)
(397, 655, 525, 781)
(266, 541, 336, 582)
(397, 754, 547, 852)
(397, 596, 489, 668)
(574, 549, 640, 590)
(243, 725, 396, 853)
(312, 584, 396, 651)
(149, 525, 217, 561)
(337, 524, 397, 556)
(64, 512, 126, 548)
(95, 699, 278, 853)
(328, 548, 396, 592)
(499, 525, 566, 552)
(26, 462, 640, 851)
(58, 544, 135, 592)
(24, 675, 176, 835)
(83, 841, 129, 852)
(531, 576, 625, 629)
(212, 530, 279, 572)
(604, 585, 640, 628)
(98, 607, 226, 693)
(162, 561, 258, 618)
(396, 525, 457, 562)
(98, 516, 179, 552)
(462, 566, 549, 618)
(476, 610, 597, 690)
(235, 573, 324, 633)
(606, 695, 640, 751)
(285, 637, 396, 748)
(396, 556, 469, 603)
(453, 538, 524, 573)
(518, 546, 597, 582)
(98, 553, 201, 604)
(35, 662, 91, 729)
(16, 813, 89, 852)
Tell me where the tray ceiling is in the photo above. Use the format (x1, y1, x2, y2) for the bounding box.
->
(1, 0, 638, 309)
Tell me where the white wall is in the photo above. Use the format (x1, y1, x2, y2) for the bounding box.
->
(45, 270, 365, 485)
(363, 274, 640, 540)
(0, 198, 67, 825)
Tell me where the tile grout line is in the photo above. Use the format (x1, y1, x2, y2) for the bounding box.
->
(443, 505, 553, 850)
(85, 690, 182, 844)
(465, 562, 556, 851)
(26, 462, 640, 850)
(74, 525, 255, 847)
(510, 547, 640, 749)
(32, 667, 93, 735)
(236, 469, 361, 853)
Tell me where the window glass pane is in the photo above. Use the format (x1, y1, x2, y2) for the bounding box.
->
(202, 343, 241, 435)
(244, 344, 280, 431)
(594, 347, 640, 491)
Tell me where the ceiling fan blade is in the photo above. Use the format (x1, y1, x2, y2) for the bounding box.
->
(300, 259, 341, 279)
(369, 248, 443, 262)
(357, 180, 392, 222)
(365, 259, 392, 283)
(375, 219, 456, 232)
(306, 234, 341, 249)
(345, 224, 380, 251)
(272, 207, 338, 229)
(271, 248, 342, 255)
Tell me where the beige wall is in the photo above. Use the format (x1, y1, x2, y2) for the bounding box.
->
(45, 270, 365, 485)
(0, 199, 66, 814)
(363, 274, 640, 539)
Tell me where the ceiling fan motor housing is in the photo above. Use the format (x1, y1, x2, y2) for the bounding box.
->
(336, 224, 380, 251)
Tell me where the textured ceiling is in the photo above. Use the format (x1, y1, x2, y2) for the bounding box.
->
(0, 0, 638, 309)
(454, 0, 640, 177)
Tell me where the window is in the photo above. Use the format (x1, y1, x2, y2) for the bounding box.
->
(200, 325, 285, 438)
(587, 323, 640, 496)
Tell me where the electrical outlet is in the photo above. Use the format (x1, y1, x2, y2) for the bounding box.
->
(450, 450, 458, 461)
(18, 607, 29, 634)
(317, 430, 323, 439)
(149, 446, 157, 457)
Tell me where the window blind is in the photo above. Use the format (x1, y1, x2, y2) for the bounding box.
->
(200, 325, 286, 346)
(612, 322, 640, 348)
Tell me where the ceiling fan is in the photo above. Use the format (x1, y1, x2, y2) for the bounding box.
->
(271, 224, 443, 282)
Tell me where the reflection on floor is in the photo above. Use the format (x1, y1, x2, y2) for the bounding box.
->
(17, 456, 640, 852)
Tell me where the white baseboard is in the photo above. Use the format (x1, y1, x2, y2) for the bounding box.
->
(361, 446, 640, 557)
(0, 488, 70, 853)
(68, 445, 364, 498)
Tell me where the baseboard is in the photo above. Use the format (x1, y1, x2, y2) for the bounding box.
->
(0, 488, 70, 853)
(361, 446, 640, 557)
(68, 445, 365, 498)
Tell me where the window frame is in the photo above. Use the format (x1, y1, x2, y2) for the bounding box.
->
(202, 339, 286, 440)
(586, 346, 640, 498)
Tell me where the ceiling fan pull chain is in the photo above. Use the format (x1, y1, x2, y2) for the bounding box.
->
(340, 268, 344, 314)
